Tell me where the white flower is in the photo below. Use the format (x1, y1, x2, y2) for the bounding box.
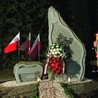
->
(56, 45, 59, 48)
(47, 43, 64, 57)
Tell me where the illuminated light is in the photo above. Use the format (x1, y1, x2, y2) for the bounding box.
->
(96, 33, 98, 40)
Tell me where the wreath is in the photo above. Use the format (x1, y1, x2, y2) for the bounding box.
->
(46, 44, 64, 75)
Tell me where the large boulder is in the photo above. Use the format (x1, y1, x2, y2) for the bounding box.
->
(48, 6, 86, 81)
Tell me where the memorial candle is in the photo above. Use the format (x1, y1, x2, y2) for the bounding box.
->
(68, 76, 71, 83)
(96, 33, 98, 40)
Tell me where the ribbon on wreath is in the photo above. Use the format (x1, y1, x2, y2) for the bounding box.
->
(43, 57, 50, 74)
(62, 60, 65, 73)
(43, 52, 52, 74)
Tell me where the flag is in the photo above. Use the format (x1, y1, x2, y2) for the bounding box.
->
(4, 33, 20, 54)
(29, 34, 42, 59)
(19, 33, 31, 54)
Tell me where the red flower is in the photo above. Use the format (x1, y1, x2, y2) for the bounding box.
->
(50, 63, 55, 67)
(49, 60, 52, 64)
(51, 69, 55, 74)
(56, 57, 61, 61)
(52, 57, 56, 60)
(52, 60, 57, 63)
(54, 63, 59, 69)
(48, 65, 51, 69)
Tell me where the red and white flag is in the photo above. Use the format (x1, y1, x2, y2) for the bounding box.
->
(29, 34, 42, 59)
(4, 33, 20, 54)
(19, 33, 31, 54)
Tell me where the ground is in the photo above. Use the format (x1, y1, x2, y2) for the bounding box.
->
(0, 68, 39, 98)
(0, 68, 98, 98)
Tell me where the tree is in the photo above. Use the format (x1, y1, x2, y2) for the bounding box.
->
(0, 0, 50, 68)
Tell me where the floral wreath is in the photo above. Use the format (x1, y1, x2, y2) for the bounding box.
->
(44, 43, 65, 75)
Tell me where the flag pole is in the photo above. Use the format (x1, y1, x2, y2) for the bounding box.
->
(18, 32, 20, 62)
(28, 32, 31, 61)
(38, 34, 40, 61)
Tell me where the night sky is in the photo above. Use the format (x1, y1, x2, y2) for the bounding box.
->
(48, 0, 98, 32)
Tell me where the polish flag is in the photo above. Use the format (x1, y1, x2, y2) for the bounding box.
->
(29, 34, 42, 59)
(4, 33, 20, 54)
(19, 33, 31, 54)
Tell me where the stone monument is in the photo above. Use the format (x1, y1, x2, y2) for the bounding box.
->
(14, 61, 43, 83)
(48, 6, 86, 81)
